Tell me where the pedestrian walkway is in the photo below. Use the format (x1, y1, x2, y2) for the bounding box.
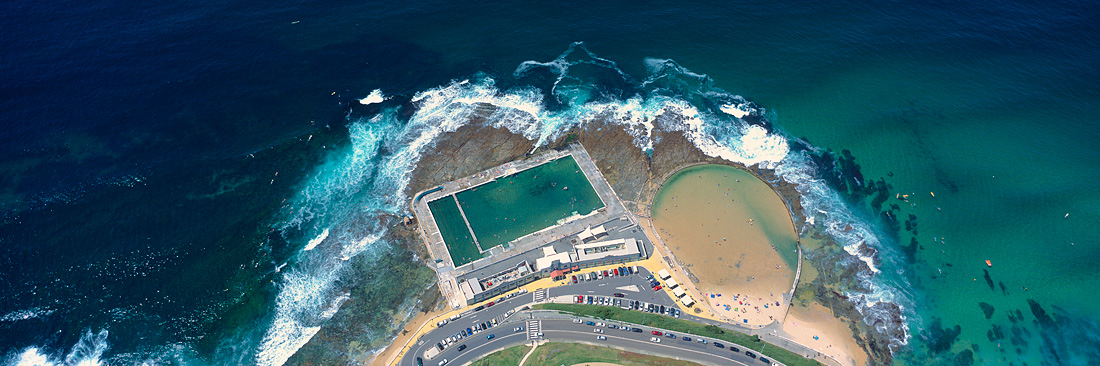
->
(532, 289, 546, 303)
(526, 320, 542, 340)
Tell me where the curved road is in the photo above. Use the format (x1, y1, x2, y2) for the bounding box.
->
(400, 268, 778, 366)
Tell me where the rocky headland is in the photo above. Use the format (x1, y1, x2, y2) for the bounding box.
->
(288, 117, 901, 365)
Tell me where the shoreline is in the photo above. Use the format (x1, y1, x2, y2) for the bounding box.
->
(650, 165, 797, 326)
(374, 124, 892, 365)
(368, 301, 449, 366)
(645, 163, 866, 366)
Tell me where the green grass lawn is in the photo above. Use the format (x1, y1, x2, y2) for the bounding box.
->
(533, 304, 823, 366)
(471, 342, 703, 366)
(468, 344, 531, 366)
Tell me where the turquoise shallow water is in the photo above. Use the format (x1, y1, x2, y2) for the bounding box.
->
(2, 0, 1097, 365)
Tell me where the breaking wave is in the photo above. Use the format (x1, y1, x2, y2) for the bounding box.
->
(256, 42, 911, 364)
(6, 329, 109, 366)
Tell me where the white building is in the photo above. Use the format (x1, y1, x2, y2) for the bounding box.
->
(574, 238, 641, 261)
(672, 286, 687, 298)
(576, 225, 607, 243)
(535, 246, 574, 271)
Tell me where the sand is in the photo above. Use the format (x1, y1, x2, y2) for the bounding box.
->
(780, 302, 869, 366)
(370, 304, 450, 366)
(651, 165, 798, 326)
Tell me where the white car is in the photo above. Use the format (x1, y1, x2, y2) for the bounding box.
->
(514, 326, 524, 332)
(593, 328, 603, 333)
(572, 318, 582, 323)
(596, 335, 607, 340)
(650, 337, 661, 343)
(596, 322, 604, 327)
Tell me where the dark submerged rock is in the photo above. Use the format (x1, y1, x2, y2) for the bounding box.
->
(980, 302, 995, 319)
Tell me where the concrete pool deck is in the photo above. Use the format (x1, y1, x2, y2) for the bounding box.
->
(412, 143, 633, 309)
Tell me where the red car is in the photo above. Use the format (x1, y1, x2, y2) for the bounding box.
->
(613, 268, 619, 276)
(653, 285, 663, 291)
(572, 275, 577, 284)
(603, 270, 608, 277)
(576, 295, 583, 303)
(486, 301, 495, 307)
(651, 331, 663, 336)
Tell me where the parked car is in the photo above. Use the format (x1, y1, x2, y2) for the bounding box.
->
(729, 346, 740, 352)
(485, 301, 494, 307)
(665, 333, 676, 339)
(651, 331, 662, 336)
(631, 328, 642, 333)
(760, 357, 770, 364)
(745, 351, 756, 359)
(572, 318, 582, 323)
(613, 293, 624, 297)
(572, 275, 577, 284)
(682, 337, 692, 342)
(653, 285, 663, 291)
(697, 338, 707, 344)
(714, 342, 724, 348)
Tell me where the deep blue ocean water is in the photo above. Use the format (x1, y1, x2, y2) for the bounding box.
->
(2, 0, 1098, 365)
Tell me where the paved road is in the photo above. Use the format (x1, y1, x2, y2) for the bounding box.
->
(407, 316, 774, 366)
(400, 267, 781, 366)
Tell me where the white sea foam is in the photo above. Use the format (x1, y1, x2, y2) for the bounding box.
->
(302, 228, 328, 251)
(255, 268, 328, 366)
(720, 103, 751, 118)
(258, 79, 543, 364)
(0, 307, 55, 322)
(259, 45, 912, 364)
(340, 232, 381, 261)
(257, 119, 392, 366)
(358, 89, 387, 105)
(10, 329, 109, 366)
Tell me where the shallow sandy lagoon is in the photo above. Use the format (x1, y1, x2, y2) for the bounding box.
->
(651, 165, 798, 325)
